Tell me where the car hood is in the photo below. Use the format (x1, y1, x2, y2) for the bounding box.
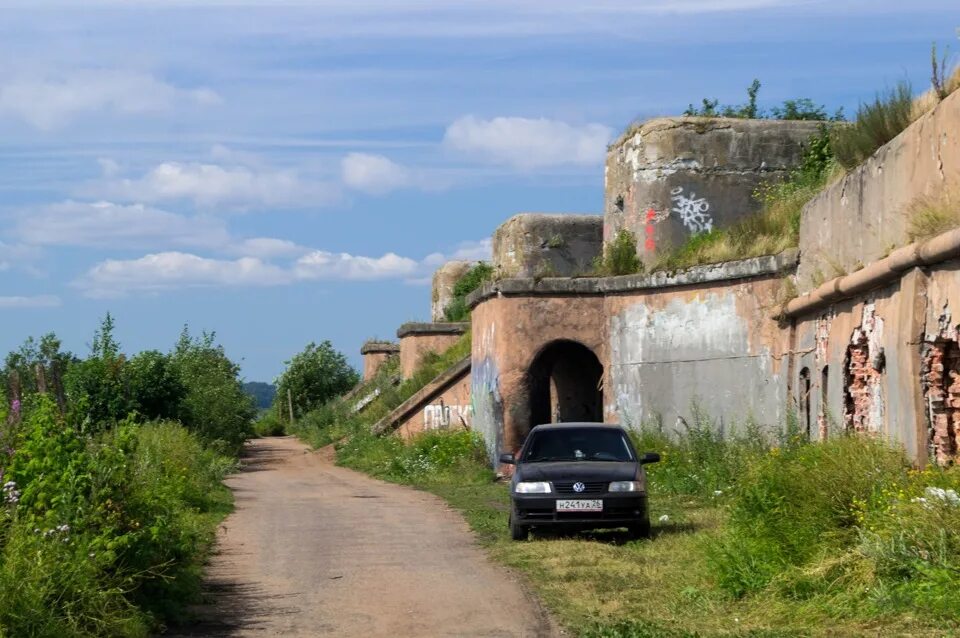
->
(519, 461, 638, 482)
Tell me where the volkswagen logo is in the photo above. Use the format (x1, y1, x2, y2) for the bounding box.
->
(572, 482, 586, 493)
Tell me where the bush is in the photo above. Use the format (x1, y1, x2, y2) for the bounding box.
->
(684, 79, 841, 121)
(444, 262, 494, 322)
(274, 341, 358, 420)
(253, 411, 286, 437)
(596, 229, 642, 276)
(0, 399, 233, 636)
(831, 82, 915, 169)
(338, 429, 491, 484)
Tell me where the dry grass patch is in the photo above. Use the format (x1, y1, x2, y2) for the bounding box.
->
(907, 187, 960, 242)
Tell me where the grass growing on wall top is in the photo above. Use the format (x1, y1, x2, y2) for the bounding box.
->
(652, 126, 839, 273)
(907, 187, 960, 242)
(444, 263, 494, 322)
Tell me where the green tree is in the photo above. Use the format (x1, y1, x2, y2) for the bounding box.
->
(276, 341, 359, 419)
(126, 350, 186, 421)
(169, 327, 255, 452)
(64, 314, 131, 430)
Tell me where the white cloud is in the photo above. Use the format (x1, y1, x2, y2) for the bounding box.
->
(76, 252, 291, 297)
(341, 152, 412, 195)
(0, 69, 219, 130)
(0, 241, 43, 271)
(421, 238, 492, 268)
(444, 116, 612, 170)
(294, 251, 419, 281)
(93, 161, 336, 210)
(229, 237, 308, 259)
(15, 201, 231, 250)
(0, 295, 60, 308)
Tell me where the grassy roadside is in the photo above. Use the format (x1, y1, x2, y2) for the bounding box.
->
(312, 416, 960, 638)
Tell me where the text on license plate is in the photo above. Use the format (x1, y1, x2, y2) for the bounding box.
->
(556, 499, 603, 512)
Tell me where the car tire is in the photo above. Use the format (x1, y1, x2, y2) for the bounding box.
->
(627, 518, 651, 540)
(509, 514, 529, 541)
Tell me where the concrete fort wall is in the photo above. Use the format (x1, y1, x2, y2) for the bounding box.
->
(375, 358, 473, 439)
(468, 252, 796, 463)
(359, 341, 399, 381)
(492, 213, 603, 279)
(431, 260, 473, 322)
(797, 88, 960, 290)
(605, 117, 822, 266)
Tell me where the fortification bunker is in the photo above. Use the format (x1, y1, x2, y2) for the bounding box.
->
(493, 213, 602, 279)
(359, 341, 399, 381)
(605, 117, 823, 265)
(397, 322, 468, 380)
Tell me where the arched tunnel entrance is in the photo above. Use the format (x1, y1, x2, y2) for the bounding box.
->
(524, 340, 604, 438)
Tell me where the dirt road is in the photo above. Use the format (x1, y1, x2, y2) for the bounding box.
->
(173, 436, 556, 637)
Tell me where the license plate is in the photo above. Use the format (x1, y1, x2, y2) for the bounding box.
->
(556, 499, 603, 512)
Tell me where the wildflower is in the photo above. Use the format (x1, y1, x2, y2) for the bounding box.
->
(924, 486, 960, 505)
(713, 490, 723, 496)
(659, 514, 670, 523)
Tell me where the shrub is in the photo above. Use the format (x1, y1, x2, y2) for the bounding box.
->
(338, 429, 491, 484)
(444, 262, 494, 322)
(831, 82, 915, 169)
(596, 229, 642, 276)
(275, 341, 358, 420)
(253, 411, 287, 437)
(684, 79, 840, 121)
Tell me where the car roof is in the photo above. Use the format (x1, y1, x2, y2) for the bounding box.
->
(530, 422, 625, 432)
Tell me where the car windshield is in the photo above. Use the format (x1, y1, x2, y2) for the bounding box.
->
(522, 428, 635, 463)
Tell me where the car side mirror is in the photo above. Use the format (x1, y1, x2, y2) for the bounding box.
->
(499, 452, 516, 465)
(640, 452, 661, 464)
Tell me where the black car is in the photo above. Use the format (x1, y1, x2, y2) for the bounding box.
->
(499, 423, 660, 541)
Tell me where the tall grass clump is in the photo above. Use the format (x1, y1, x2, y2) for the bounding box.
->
(653, 127, 839, 272)
(629, 405, 773, 498)
(706, 436, 910, 597)
(830, 82, 915, 170)
(906, 188, 960, 242)
(595, 229, 643, 276)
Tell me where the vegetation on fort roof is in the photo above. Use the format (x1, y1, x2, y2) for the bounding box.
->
(594, 228, 643, 276)
(652, 125, 839, 273)
(684, 78, 843, 121)
(907, 187, 960, 242)
(443, 262, 494, 322)
(0, 316, 250, 636)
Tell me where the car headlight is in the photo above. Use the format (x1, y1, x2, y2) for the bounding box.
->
(514, 481, 552, 494)
(609, 481, 643, 492)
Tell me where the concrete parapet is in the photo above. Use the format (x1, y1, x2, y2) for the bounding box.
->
(605, 117, 823, 265)
(492, 213, 603, 279)
(397, 322, 469, 380)
(359, 341, 399, 381)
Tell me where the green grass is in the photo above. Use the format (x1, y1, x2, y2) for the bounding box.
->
(830, 82, 915, 170)
(444, 263, 494, 322)
(595, 229, 643, 276)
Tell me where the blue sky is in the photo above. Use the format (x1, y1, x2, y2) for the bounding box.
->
(0, 0, 957, 382)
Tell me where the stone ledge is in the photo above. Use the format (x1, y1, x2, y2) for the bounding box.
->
(466, 249, 798, 308)
(360, 341, 399, 355)
(372, 357, 471, 434)
(396, 322, 469, 338)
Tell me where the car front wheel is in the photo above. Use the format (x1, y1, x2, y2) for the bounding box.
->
(509, 514, 529, 541)
(627, 518, 651, 540)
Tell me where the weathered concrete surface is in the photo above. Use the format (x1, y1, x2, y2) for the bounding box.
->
(397, 322, 468, 380)
(492, 213, 602, 279)
(606, 275, 790, 436)
(797, 88, 960, 290)
(605, 117, 822, 265)
(469, 253, 796, 464)
(431, 260, 473, 322)
(375, 358, 473, 438)
(359, 341, 399, 381)
(174, 437, 556, 637)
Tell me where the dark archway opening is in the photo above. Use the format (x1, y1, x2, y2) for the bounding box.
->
(526, 340, 604, 435)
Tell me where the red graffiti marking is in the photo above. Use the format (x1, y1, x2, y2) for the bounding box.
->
(644, 208, 657, 252)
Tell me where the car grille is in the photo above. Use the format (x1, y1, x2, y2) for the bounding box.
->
(553, 481, 607, 494)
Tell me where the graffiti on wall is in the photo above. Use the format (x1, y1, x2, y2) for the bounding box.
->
(670, 186, 713, 234)
(424, 399, 472, 430)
